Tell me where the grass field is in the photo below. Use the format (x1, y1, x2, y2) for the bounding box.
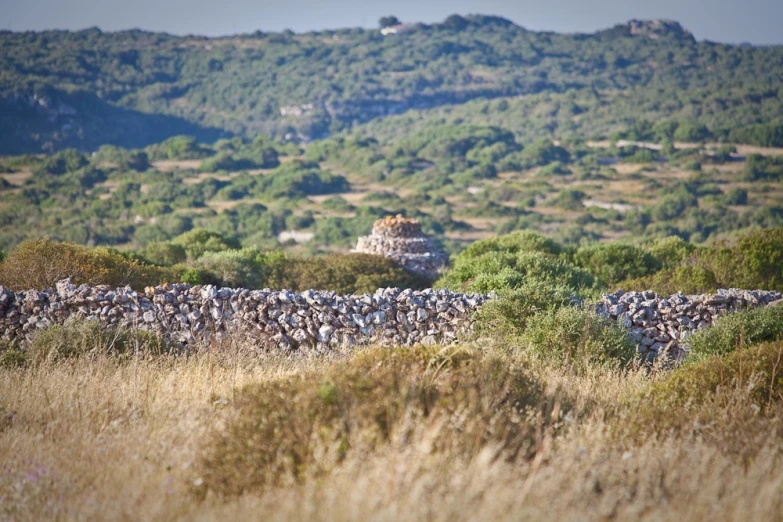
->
(2, 333, 782, 521)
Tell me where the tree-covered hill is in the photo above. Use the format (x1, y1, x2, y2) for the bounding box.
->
(2, 15, 783, 153)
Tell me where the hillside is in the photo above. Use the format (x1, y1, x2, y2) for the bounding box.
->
(0, 131, 781, 253)
(2, 15, 783, 153)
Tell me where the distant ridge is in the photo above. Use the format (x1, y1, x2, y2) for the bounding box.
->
(0, 15, 781, 152)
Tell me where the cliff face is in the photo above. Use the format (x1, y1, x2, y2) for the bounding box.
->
(354, 216, 448, 279)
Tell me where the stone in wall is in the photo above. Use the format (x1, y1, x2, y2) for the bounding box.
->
(354, 215, 448, 279)
(596, 288, 782, 361)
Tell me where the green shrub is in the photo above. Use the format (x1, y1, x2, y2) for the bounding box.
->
(619, 228, 783, 293)
(673, 122, 711, 142)
(0, 344, 27, 369)
(193, 248, 267, 288)
(537, 161, 570, 177)
(456, 230, 564, 260)
(171, 229, 241, 261)
(643, 236, 696, 269)
(119, 151, 151, 172)
(192, 248, 287, 289)
(437, 250, 595, 294)
(705, 228, 783, 291)
(723, 188, 748, 206)
(166, 265, 222, 286)
(519, 139, 570, 168)
(198, 152, 242, 172)
(196, 345, 549, 496)
(743, 154, 783, 182)
(521, 307, 635, 370)
(148, 135, 211, 160)
(33, 148, 88, 176)
(27, 318, 168, 364)
(639, 340, 783, 416)
(572, 243, 661, 286)
(474, 282, 577, 337)
(258, 161, 349, 199)
(141, 242, 187, 266)
(321, 196, 354, 212)
(548, 189, 585, 210)
(688, 304, 783, 359)
(0, 238, 168, 291)
(729, 123, 783, 148)
(617, 264, 719, 295)
(282, 253, 428, 294)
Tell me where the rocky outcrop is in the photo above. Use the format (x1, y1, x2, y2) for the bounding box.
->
(354, 216, 448, 278)
(596, 288, 782, 360)
(626, 20, 693, 40)
(0, 280, 488, 352)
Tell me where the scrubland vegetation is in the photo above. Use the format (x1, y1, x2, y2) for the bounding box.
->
(0, 226, 782, 520)
(2, 15, 783, 255)
(1, 126, 781, 254)
(2, 13, 783, 520)
(3, 15, 783, 152)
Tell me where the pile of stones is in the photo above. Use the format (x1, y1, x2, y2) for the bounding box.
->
(596, 288, 782, 360)
(354, 215, 448, 278)
(0, 280, 489, 352)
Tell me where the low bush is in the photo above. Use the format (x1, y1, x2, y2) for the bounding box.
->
(197, 345, 552, 496)
(457, 230, 564, 259)
(0, 238, 168, 291)
(617, 264, 719, 295)
(258, 161, 349, 199)
(193, 248, 267, 289)
(616, 340, 783, 459)
(705, 228, 783, 292)
(521, 307, 635, 370)
(548, 189, 585, 210)
(474, 282, 577, 337)
(618, 228, 783, 293)
(141, 242, 187, 266)
(688, 304, 783, 359)
(642, 236, 696, 269)
(0, 343, 27, 369)
(571, 243, 661, 286)
(281, 253, 428, 294)
(27, 318, 168, 364)
(171, 229, 241, 261)
(438, 250, 596, 294)
(641, 341, 783, 413)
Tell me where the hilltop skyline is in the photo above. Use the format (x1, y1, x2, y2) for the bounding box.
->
(3, 0, 783, 45)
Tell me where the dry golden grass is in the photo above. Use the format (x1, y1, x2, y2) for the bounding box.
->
(2, 336, 783, 521)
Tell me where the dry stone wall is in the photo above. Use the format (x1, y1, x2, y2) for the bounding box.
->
(596, 288, 782, 360)
(0, 280, 778, 360)
(354, 215, 448, 278)
(0, 280, 489, 351)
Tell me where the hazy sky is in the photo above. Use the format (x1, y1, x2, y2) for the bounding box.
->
(3, 0, 783, 45)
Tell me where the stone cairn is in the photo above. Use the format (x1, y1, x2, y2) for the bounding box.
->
(596, 288, 782, 360)
(354, 215, 448, 279)
(0, 280, 488, 352)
